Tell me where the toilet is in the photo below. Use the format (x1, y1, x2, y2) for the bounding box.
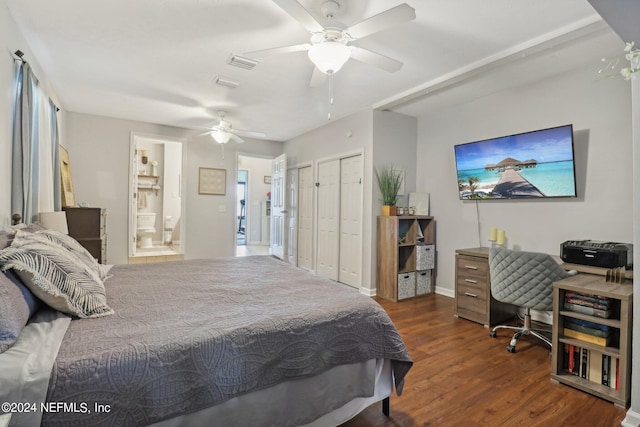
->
(137, 212, 156, 248)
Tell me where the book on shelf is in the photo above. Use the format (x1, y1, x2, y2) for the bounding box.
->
(580, 347, 588, 380)
(562, 345, 620, 390)
(588, 349, 603, 384)
(563, 328, 612, 346)
(565, 292, 612, 309)
(563, 302, 611, 318)
(564, 317, 611, 338)
(602, 354, 611, 387)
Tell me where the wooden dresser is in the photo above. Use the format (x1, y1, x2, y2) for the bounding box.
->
(454, 247, 516, 327)
(63, 206, 107, 264)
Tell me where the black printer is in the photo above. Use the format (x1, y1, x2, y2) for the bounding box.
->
(560, 240, 633, 269)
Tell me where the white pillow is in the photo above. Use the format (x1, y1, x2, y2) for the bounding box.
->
(0, 239, 113, 319)
(14, 229, 109, 280)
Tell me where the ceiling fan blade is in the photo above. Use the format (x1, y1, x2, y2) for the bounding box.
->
(231, 134, 245, 144)
(346, 4, 416, 40)
(198, 130, 214, 137)
(234, 129, 266, 138)
(350, 46, 403, 72)
(244, 43, 310, 59)
(273, 0, 324, 33)
(309, 66, 326, 87)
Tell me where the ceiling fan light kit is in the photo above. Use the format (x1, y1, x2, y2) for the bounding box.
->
(211, 130, 233, 144)
(246, 0, 415, 90)
(308, 41, 351, 74)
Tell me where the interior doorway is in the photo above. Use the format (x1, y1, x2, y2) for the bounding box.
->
(236, 154, 273, 257)
(237, 170, 247, 246)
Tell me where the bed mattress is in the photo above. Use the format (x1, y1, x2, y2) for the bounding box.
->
(35, 256, 412, 426)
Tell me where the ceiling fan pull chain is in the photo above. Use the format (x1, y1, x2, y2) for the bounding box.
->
(328, 71, 334, 120)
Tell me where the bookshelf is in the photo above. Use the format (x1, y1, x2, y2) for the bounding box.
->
(376, 215, 436, 301)
(551, 274, 633, 407)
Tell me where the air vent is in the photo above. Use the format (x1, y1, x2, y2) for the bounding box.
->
(227, 54, 259, 70)
(214, 76, 239, 89)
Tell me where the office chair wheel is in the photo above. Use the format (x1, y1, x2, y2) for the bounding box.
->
(489, 330, 497, 338)
(506, 345, 516, 353)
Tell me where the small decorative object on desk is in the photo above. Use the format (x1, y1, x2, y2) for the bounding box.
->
(605, 266, 626, 284)
(408, 206, 415, 215)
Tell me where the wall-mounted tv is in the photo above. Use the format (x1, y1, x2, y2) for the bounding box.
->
(454, 124, 577, 200)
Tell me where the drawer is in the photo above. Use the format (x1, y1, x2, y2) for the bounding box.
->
(416, 245, 435, 270)
(457, 257, 488, 276)
(457, 283, 488, 317)
(397, 272, 416, 300)
(416, 270, 432, 295)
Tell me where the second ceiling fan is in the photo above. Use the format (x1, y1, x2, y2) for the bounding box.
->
(245, 0, 416, 86)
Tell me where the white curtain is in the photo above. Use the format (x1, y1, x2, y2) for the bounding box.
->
(11, 60, 60, 223)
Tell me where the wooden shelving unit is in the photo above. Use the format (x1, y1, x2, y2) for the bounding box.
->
(376, 215, 436, 302)
(551, 273, 633, 407)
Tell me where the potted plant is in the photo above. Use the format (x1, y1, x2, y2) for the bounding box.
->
(375, 165, 403, 216)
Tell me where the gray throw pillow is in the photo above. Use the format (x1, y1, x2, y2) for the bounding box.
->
(0, 270, 42, 353)
(0, 240, 113, 319)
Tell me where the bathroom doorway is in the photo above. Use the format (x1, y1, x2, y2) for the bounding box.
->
(129, 133, 185, 262)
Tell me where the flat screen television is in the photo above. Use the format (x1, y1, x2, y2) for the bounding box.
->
(454, 124, 577, 200)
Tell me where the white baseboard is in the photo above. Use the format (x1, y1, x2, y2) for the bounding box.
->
(435, 286, 454, 298)
(360, 287, 376, 297)
(622, 409, 640, 427)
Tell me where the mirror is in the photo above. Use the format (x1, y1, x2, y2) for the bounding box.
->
(129, 133, 185, 261)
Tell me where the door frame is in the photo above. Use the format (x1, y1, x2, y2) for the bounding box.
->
(128, 132, 187, 259)
(235, 152, 275, 254)
(288, 160, 314, 269)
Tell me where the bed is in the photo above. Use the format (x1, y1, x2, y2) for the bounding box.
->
(0, 227, 412, 427)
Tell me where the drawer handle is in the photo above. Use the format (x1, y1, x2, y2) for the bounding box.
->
(464, 292, 478, 298)
(464, 279, 478, 284)
(464, 265, 478, 270)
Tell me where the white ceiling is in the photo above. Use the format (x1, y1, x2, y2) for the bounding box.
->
(4, 0, 626, 142)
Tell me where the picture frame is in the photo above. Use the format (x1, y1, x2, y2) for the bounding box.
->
(264, 176, 272, 184)
(199, 167, 226, 195)
(59, 145, 76, 206)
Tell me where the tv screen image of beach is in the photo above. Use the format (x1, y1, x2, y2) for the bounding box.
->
(454, 124, 577, 200)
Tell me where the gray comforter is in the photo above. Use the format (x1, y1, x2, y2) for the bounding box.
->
(43, 256, 412, 426)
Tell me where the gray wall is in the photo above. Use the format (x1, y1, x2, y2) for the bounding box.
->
(283, 108, 418, 295)
(65, 112, 283, 264)
(415, 63, 633, 297)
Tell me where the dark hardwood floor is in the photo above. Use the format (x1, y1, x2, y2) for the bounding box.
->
(340, 294, 626, 427)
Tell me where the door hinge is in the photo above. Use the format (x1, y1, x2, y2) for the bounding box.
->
(315, 182, 320, 187)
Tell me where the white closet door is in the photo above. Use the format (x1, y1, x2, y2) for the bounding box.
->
(270, 154, 287, 260)
(338, 154, 362, 288)
(297, 165, 313, 271)
(316, 160, 340, 280)
(286, 168, 298, 266)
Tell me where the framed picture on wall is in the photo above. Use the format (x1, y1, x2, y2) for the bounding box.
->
(199, 167, 226, 195)
(264, 176, 272, 184)
(59, 145, 76, 206)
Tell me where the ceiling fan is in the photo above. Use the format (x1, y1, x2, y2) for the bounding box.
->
(245, 0, 416, 86)
(200, 111, 266, 144)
